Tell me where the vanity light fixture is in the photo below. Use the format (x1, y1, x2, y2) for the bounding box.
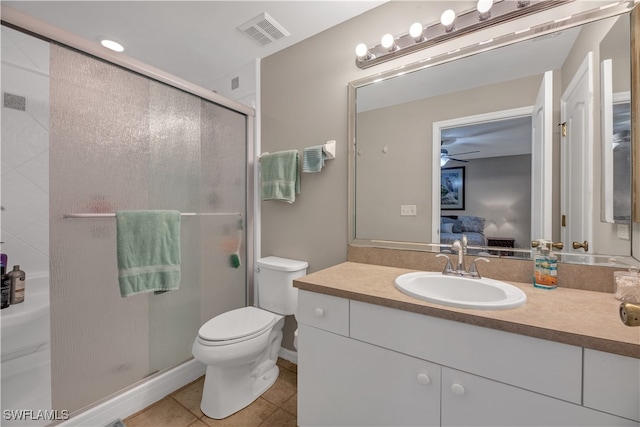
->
(354, 0, 569, 69)
(100, 39, 124, 52)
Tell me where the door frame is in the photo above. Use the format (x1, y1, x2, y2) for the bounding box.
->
(432, 106, 534, 243)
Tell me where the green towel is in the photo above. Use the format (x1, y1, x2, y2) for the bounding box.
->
(302, 145, 326, 173)
(261, 150, 301, 203)
(116, 210, 181, 297)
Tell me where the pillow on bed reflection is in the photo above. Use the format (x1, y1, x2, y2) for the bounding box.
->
(441, 217, 463, 233)
(442, 222, 454, 233)
(458, 216, 485, 233)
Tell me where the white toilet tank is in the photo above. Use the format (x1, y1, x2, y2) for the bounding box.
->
(256, 256, 308, 315)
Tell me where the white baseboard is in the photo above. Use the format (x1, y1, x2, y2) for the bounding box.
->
(58, 359, 205, 427)
(278, 347, 297, 365)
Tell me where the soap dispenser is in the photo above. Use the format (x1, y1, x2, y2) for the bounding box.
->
(533, 240, 557, 290)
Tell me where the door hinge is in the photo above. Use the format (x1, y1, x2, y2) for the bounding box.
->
(561, 214, 566, 227)
(558, 122, 567, 137)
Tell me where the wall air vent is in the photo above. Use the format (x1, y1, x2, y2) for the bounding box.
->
(3, 92, 26, 111)
(238, 12, 290, 47)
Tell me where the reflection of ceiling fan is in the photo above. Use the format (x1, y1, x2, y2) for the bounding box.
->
(440, 148, 479, 166)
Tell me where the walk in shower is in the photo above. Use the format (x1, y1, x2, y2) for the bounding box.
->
(2, 22, 253, 420)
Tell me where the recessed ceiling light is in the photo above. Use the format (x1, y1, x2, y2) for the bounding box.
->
(101, 39, 124, 52)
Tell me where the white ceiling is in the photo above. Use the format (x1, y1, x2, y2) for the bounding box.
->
(2, 1, 386, 91)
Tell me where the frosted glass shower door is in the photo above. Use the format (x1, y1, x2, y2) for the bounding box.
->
(50, 45, 248, 413)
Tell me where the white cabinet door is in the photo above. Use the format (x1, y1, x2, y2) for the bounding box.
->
(442, 368, 638, 427)
(298, 324, 441, 427)
(583, 349, 640, 422)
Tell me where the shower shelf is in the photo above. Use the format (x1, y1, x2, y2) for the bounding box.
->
(63, 212, 242, 219)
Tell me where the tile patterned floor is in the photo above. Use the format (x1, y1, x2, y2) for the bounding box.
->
(123, 358, 298, 427)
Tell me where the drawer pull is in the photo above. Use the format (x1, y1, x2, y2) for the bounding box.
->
(416, 373, 431, 385)
(451, 383, 466, 396)
(314, 308, 324, 317)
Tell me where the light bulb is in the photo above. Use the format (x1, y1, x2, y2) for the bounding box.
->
(355, 43, 369, 59)
(101, 39, 124, 52)
(409, 22, 425, 42)
(381, 33, 397, 51)
(477, 0, 493, 20)
(440, 9, 456, 32)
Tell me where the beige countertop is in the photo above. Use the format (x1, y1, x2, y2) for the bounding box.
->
(294, 262, 640, 359)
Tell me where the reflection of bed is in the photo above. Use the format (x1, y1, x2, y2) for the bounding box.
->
(440, 215, 487, 246)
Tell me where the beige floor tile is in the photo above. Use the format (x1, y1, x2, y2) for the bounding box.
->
(188, 420, 209, 427)
(200, 397, 278, 427)
(124, 397, 198, 427)
(281, 393, 297, 417)
(262, 368, 297, 407)
(172, 376, 205, 418)
(260, 408, 298, 427)
(277, 358, 297, 373)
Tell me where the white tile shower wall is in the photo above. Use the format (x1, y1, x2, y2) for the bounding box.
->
(1, 26, 50, 275)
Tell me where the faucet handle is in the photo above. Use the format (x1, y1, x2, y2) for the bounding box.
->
(468, 257, 490, 279)
(461, 234, 468, 254)
(436, 253, 455, 274)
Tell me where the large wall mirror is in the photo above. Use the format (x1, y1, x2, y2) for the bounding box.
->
(349, 3, 639, 266)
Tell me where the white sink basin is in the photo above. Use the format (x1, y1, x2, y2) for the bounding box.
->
(394, 271, 527, 310)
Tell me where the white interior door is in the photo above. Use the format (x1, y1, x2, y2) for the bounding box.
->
(531, 70, 553, 241)
(561, 52, 594, 254)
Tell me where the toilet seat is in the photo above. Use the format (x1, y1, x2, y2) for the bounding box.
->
(197, 306, 278, 346)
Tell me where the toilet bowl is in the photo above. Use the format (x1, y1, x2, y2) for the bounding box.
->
(192, 256, 308, 419)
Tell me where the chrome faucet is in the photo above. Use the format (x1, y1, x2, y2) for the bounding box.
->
(451, 239, 466, 273)
(438, 240, 490, 279)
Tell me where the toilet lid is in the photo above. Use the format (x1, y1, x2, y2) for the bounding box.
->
(198, 306, 276, 342)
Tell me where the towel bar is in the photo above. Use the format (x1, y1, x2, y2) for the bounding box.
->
(63, 212, 242, 219)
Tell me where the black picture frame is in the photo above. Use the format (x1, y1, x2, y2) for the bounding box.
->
(441, 166, 465, 210)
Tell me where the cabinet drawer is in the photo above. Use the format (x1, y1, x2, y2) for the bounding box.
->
(350, 300, 582, 403)
(297, 290, 349, 336)
(583, 349, 640, 422)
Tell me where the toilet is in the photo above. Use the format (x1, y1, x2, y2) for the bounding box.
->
(192, 256, 308, 419)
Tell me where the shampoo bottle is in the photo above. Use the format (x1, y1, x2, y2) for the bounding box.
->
(0, 263, 9, 309)
(8, 265, 25, 304)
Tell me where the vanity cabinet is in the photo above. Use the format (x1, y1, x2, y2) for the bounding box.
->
(297, 290, 639, 426)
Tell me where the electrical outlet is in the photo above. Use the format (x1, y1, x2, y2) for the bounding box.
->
(617, 224, 630, 240)
(400, 205, 417, 216)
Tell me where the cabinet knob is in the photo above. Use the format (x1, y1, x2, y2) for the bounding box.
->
(451, 383, 466, 396)
(314, 308, 324, 317)
(416, 373, 431, 386)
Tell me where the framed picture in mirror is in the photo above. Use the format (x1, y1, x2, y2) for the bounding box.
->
(441, 166, 465, 210)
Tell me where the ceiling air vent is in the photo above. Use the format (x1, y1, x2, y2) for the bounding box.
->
(238, 12, 290, 47)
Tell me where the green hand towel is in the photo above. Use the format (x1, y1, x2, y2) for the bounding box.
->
(261, 150, 300, 203)
(116, 210, 181, 297)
